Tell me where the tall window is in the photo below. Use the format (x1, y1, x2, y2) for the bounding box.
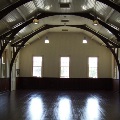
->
(33, 56, 42, 77)
(88, 57, 98, 78)
(60, 57, 70, 78)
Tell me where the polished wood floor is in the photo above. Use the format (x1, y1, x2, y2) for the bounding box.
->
(0, 90, 119, 120)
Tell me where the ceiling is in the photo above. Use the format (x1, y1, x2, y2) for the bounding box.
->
(0, 0, 120, 48)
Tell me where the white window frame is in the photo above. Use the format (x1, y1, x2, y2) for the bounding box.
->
(88, 57, 98, 78)
(60, 57, 70, 78)
(32, 56, 43, 77)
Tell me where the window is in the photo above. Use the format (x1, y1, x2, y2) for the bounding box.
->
(60, 57, 70, 78)
(2, 56, 5, 64)
(88, 57, 98, 78)
(33, 56, 42, 77)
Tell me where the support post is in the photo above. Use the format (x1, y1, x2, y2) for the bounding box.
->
(117, 49, 120, 93)
(118, 64, 120, 93)
(9, 46, 21, 91)
(0, 58, 2, 78)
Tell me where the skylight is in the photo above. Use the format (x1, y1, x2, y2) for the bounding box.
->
(59, 0, 72, 3)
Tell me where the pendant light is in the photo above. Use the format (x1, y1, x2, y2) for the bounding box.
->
(93, 0, 98, 26)
(33, 18, 39, 24)
(33, 9, 39, 24)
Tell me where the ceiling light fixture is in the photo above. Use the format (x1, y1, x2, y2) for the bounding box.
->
(33, 18, 39, 24)
(82, 5, 87, 10)
(93, 0, 98, 26)
(93, 19, 99, 26)
(45, 36, 49, 43)
(33, 7, 39, 24)
(45, 5, 51, 10)
(59, 0, 72, 8)
(83, 37, 87, 44)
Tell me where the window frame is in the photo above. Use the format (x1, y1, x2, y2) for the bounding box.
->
(32, 56, 43, 77)
(60, 56, 70, 78)
(88, 57, 98, 78)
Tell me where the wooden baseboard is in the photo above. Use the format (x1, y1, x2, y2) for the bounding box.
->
(16, 77, 114, 91)
(0, 78, 9, 93)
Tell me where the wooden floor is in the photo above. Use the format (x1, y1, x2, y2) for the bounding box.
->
(0, 90, 120, 120)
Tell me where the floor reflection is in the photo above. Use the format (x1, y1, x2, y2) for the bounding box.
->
(84, 96, 103, 120)
(7, 91, 118, 120)
(55, 96, 73, 120)
(28, 96, 44, 120)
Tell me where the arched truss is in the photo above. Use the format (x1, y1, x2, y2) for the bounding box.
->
(9, 24, 119, 75)
(0, 12, 120, 59)
(0, 0, 120, 58)
(0, 12, 119, 45)
(0, 0, 120, 40)
(8, 24, 120, 90)
(0, 0, 119, 91)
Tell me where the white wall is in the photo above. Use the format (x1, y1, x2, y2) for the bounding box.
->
(20, 32, 112, 78)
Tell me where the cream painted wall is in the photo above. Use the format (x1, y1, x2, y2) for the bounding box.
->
(20, 32, 112, 78)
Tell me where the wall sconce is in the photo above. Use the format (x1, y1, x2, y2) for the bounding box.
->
(45, 37, 49, 43)
(83, 37, 87, 43)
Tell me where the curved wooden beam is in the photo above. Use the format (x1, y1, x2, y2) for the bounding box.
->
(10, 24, 119, 64)
(1, 12, 119, 42)
(11, 24, 118, 47)
(9, 25, 120, 91)
(0, 41, 9, 58)
(9, 25, 51, 90)
(97, 0, 120, 13)
(0, 0, 32, 20)
(69, 25, 119, 47)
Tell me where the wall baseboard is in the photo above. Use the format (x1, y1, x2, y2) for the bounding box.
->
(113, 79, 119, 92)
(16, 77, 114, 91)
(0, 78, 9, 93)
